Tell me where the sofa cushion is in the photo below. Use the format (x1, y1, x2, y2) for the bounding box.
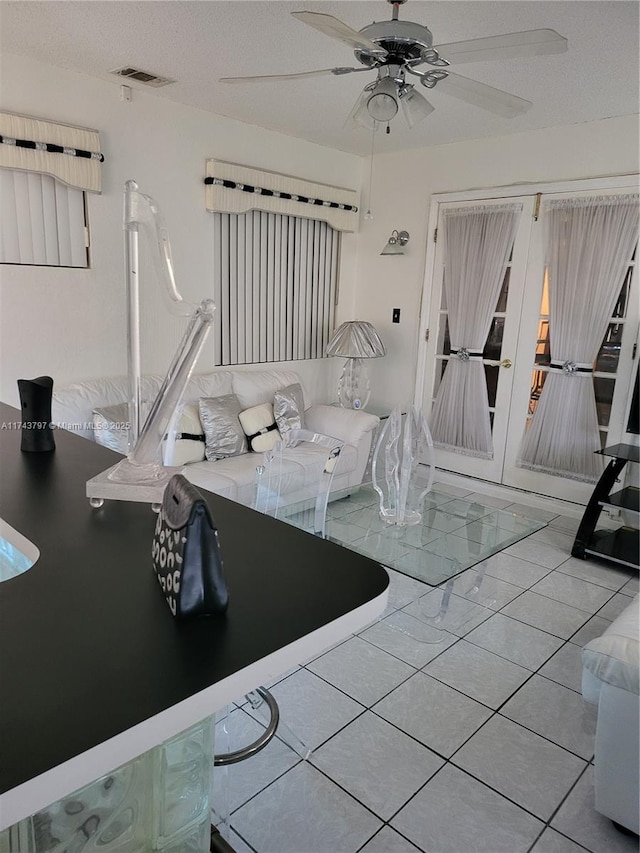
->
(583, 594, 639, 696)
(292, 441, 357, 483)
(232, 370, 305, 410)
(183, 371, 233, 404)
(197, 452, 305, 494)
(53, 376, 162, 440)
(181, 465, 238, 501)
(238, 403, 281, 452)
(52, 373, 233, 442)
(305, 405, 379, 448)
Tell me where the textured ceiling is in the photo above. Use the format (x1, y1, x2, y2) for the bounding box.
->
(1, 1, 638, 155)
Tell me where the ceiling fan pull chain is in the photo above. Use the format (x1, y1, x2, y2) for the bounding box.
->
(364, 124, 377, 220)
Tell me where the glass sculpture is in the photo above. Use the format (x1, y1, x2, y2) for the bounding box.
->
(86, 181, 215, 507)
(371, 405, 435, 526)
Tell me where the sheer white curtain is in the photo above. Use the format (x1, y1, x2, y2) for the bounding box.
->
(430, 204, 522, 457)
(518, 194, 639, 481)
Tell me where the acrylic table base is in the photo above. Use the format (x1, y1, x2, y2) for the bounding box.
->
(86, 463, 183, 507)
(0, 717, 214, 853)
(280, 482, 545, 586)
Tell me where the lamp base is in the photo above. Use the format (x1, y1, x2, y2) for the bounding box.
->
(337, 358, 371, 410)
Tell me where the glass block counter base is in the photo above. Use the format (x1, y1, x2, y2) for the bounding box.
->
(0, 718, 214, 853)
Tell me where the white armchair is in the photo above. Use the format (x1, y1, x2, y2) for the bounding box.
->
(582, 594, 639, 835)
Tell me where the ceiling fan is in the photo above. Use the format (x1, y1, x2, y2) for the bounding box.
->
(220, 0, 568, 130)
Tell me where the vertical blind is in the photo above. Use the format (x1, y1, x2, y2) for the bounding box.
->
(0, 169, 87, 266)
(213, 210, 339, 365)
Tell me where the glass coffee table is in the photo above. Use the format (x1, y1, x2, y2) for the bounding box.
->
(277, 481, 546, 587)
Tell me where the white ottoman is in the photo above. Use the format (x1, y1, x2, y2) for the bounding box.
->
(582, 593, 639, 835)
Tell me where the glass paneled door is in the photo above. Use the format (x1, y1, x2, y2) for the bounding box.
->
(502, 190, 639, 504)
(420, 196, 535, 482)
(419, 182, 639, 505)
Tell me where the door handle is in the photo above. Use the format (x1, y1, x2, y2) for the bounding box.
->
(501, 358, 513, 368)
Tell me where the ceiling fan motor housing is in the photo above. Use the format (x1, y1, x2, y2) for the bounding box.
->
(354, 20, 435, 68)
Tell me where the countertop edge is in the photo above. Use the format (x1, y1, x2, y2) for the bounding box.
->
(0, 589, 387, 829)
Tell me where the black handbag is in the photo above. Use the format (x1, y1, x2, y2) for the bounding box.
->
(152, 474, 229, 618)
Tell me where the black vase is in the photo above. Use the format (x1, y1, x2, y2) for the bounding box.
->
(18, 376, 56, 452)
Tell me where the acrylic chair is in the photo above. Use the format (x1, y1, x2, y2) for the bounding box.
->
(211, 429, 345, 845)
(253, 428, 345, 538)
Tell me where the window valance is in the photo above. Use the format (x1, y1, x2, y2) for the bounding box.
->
(0, 111, 104, 193)
(205, 159, 359, 232)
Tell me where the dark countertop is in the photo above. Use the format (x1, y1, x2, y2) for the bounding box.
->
(0, 402, 388, 826)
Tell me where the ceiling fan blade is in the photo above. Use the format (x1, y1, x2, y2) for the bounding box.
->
(292, 11, 387, 55)
(344, 88, 375, 131)
(434, 71, 532, 117)
(220, 67, 366, 84)
(400, 88, 435, 129)
(434, 29, 568, 64)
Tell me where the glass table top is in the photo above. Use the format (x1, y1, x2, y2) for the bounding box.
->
(277, 483, 546, 587)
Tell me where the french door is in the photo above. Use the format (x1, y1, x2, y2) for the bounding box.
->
(417, 179, 639, 504)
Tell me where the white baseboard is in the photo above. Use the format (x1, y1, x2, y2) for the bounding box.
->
(431, 467, 587, 520)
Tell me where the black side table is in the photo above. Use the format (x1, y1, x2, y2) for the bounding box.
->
(572, 443, 639, 570)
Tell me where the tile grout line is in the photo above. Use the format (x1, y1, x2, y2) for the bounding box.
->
(226, 517, 628, 853)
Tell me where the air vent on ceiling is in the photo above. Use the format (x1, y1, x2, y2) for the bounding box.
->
(111, 66, 174, 87)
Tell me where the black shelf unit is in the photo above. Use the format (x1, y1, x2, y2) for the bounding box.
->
(572, 443, 639, 570)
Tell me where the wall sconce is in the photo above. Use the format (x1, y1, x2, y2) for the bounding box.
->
(381, 229, 410, 255)
(326, 320, 386, 410)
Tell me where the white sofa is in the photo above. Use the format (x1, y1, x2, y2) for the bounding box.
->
(582, 593, 639, 835)
(52, 369, 380, 507)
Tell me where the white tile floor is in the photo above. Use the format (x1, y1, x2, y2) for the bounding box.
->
(215, 497, 638, 853)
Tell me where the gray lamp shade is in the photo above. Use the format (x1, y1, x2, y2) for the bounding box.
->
(326, 321, 386, 359)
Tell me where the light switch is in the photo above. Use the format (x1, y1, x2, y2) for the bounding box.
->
(392, 308, 401, 323)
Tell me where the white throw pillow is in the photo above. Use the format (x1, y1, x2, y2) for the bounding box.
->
(238, 403, 282, 452)
(167, 403, 206, 466)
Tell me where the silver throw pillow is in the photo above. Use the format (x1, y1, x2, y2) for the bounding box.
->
(273, 383, 306, 436)
(93, 403, 130, 454)
(199, 394, 248, 461)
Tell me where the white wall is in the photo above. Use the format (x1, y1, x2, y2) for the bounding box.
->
(0, 53, 363, 406)
(356, 115, 640, 410)
(2, 53, 638, 416)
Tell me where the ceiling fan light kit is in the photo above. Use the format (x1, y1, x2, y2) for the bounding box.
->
(221, 0, 567, 133)
(366, 75, 400, 122)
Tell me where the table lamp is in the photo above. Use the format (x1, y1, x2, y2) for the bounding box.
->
(326, 320, 386, 410)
